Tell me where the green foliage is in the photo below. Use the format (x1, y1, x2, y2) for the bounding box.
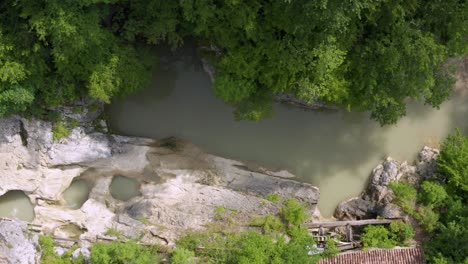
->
(418, 181, 448, 207)
(105, 228, 123, 238)
(90, 241, 161, 264)
(0, 0, 465, 125)
(250, 215, 284, 234)
(39, 235, 84, 264)
(322, 238, 339, 258)
(171, 247, 195, 264)
(265, 194, 280, 203)
(361, 221, 414, 250)
(388, 221, 415, 245)
(280, 198, 309, 226)
(52, 122, 70, 141)
(421, 131, 468, 263)
(176, 199, 317, 263)
(437, 130, 468, 194)
(215, 206, 226, 215)
(361, 225, 396, 250)
(389, 181, 416, 213)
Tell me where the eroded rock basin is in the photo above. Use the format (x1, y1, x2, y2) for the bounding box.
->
(110, 176, 140, 201)
(0, 191, 34, 222)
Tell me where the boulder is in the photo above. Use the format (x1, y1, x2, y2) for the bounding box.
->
(377, 203, 405, 219)
(368, 158, 401, 203)
(48, 128, 111, 166)
(0, 220, 39, 264)
(334, 197, 376, 220)
(416, 146, 440, 180)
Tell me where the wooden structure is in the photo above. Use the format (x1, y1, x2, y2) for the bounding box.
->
(309, 218, 401, 250)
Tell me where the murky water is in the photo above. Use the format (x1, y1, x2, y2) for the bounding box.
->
(63, 180, 91, 209)
(108, 47, 467, 216)
(0, 191, 34, 221)
(109, 176, 141, 201)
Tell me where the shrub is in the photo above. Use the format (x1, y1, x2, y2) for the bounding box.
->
(280, 199, 309, 226)
(437, 130, 468, 193)
(389, 181, 417, 213)
(250, 215, 284, 234)
(39, 235, 84, 264)
(90, 241, 161, 264)
(231, 231, 279, 264)
(52, 122, 70, 141)
(171, 248, 195, 264)
(322, 238, 339, 258)
(418, 181, 448, 207)
(361, 225, 397, 250)
(414, 206, 440, 232)
(265, 194, 280, 203)
(388, 221, 414, 245)
(104, 228, 122, 238)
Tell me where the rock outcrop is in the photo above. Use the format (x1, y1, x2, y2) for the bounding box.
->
(0, 110, 320, 251)
(334, 148, 439, 220)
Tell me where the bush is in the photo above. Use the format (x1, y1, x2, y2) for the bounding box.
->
(389, 221, 414, 245)
(322, 238, 339, 258)
(418, 181, 448, 207)
(171, 248, 195, 264)
(415, 206, 440, 232)
(389, 181, 417, 213)
(265, 194, 280, 203)
(90, 241, 161, 264)
(231, 231, 279, 264)
(250, 215, 284, 234)
(280, 199, 309, 226)
(361, 225, 397, 250)
(52, 122, 70, 141)
(39, 236, 84, 264)
(437, 130, 468, 193)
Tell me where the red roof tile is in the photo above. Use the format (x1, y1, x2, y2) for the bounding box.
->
(319, 248, 424, 264)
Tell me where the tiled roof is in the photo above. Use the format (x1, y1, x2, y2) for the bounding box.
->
(319, 248, 425, 264)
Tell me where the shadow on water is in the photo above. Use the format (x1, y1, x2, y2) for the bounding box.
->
(107, 46, 468, 216)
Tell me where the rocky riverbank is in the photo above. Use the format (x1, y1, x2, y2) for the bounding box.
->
(0, 105, 320, 262)
(334, 146, 440, 221)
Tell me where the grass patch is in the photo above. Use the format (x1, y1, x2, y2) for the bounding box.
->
(104, 228, 123, 238)
(265, 193, 280, 203)
(52, 122, 70, 141)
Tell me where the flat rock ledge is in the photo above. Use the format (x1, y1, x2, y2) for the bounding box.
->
(0, 114, 320, 262)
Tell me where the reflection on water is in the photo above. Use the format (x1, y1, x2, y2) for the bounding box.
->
(0, 191, 34, 221)
(63, 180, 91, 209)
(109, 176, 141, 201)
(108, 47, 467, 217)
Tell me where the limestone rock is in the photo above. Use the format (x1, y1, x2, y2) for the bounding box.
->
(211, 156, 320, 204)
(48, 128, 111, 166)
(81, 199, 115, 234)
(416, 146, 440, 180)
(377, 203, 405, 219)
(368, 158, 400, 203)
(334, 198, 376, 220)
(0, 220, 39, 264)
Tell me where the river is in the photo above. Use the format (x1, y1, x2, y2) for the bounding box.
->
(108, 47, 467, 217)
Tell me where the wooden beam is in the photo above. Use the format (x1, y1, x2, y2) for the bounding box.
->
(307, 218, 399, 228)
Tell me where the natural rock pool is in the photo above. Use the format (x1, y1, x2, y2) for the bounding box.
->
(0, 191, 34, 222)
(109, 176, 141, 201)
(108, 48, 468, 217)
(63, 180, 91, 209)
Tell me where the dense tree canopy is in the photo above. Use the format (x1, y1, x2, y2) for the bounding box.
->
(0, 0, 466, 124)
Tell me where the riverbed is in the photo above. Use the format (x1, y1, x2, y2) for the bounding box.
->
(108, 47, 467, 217)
